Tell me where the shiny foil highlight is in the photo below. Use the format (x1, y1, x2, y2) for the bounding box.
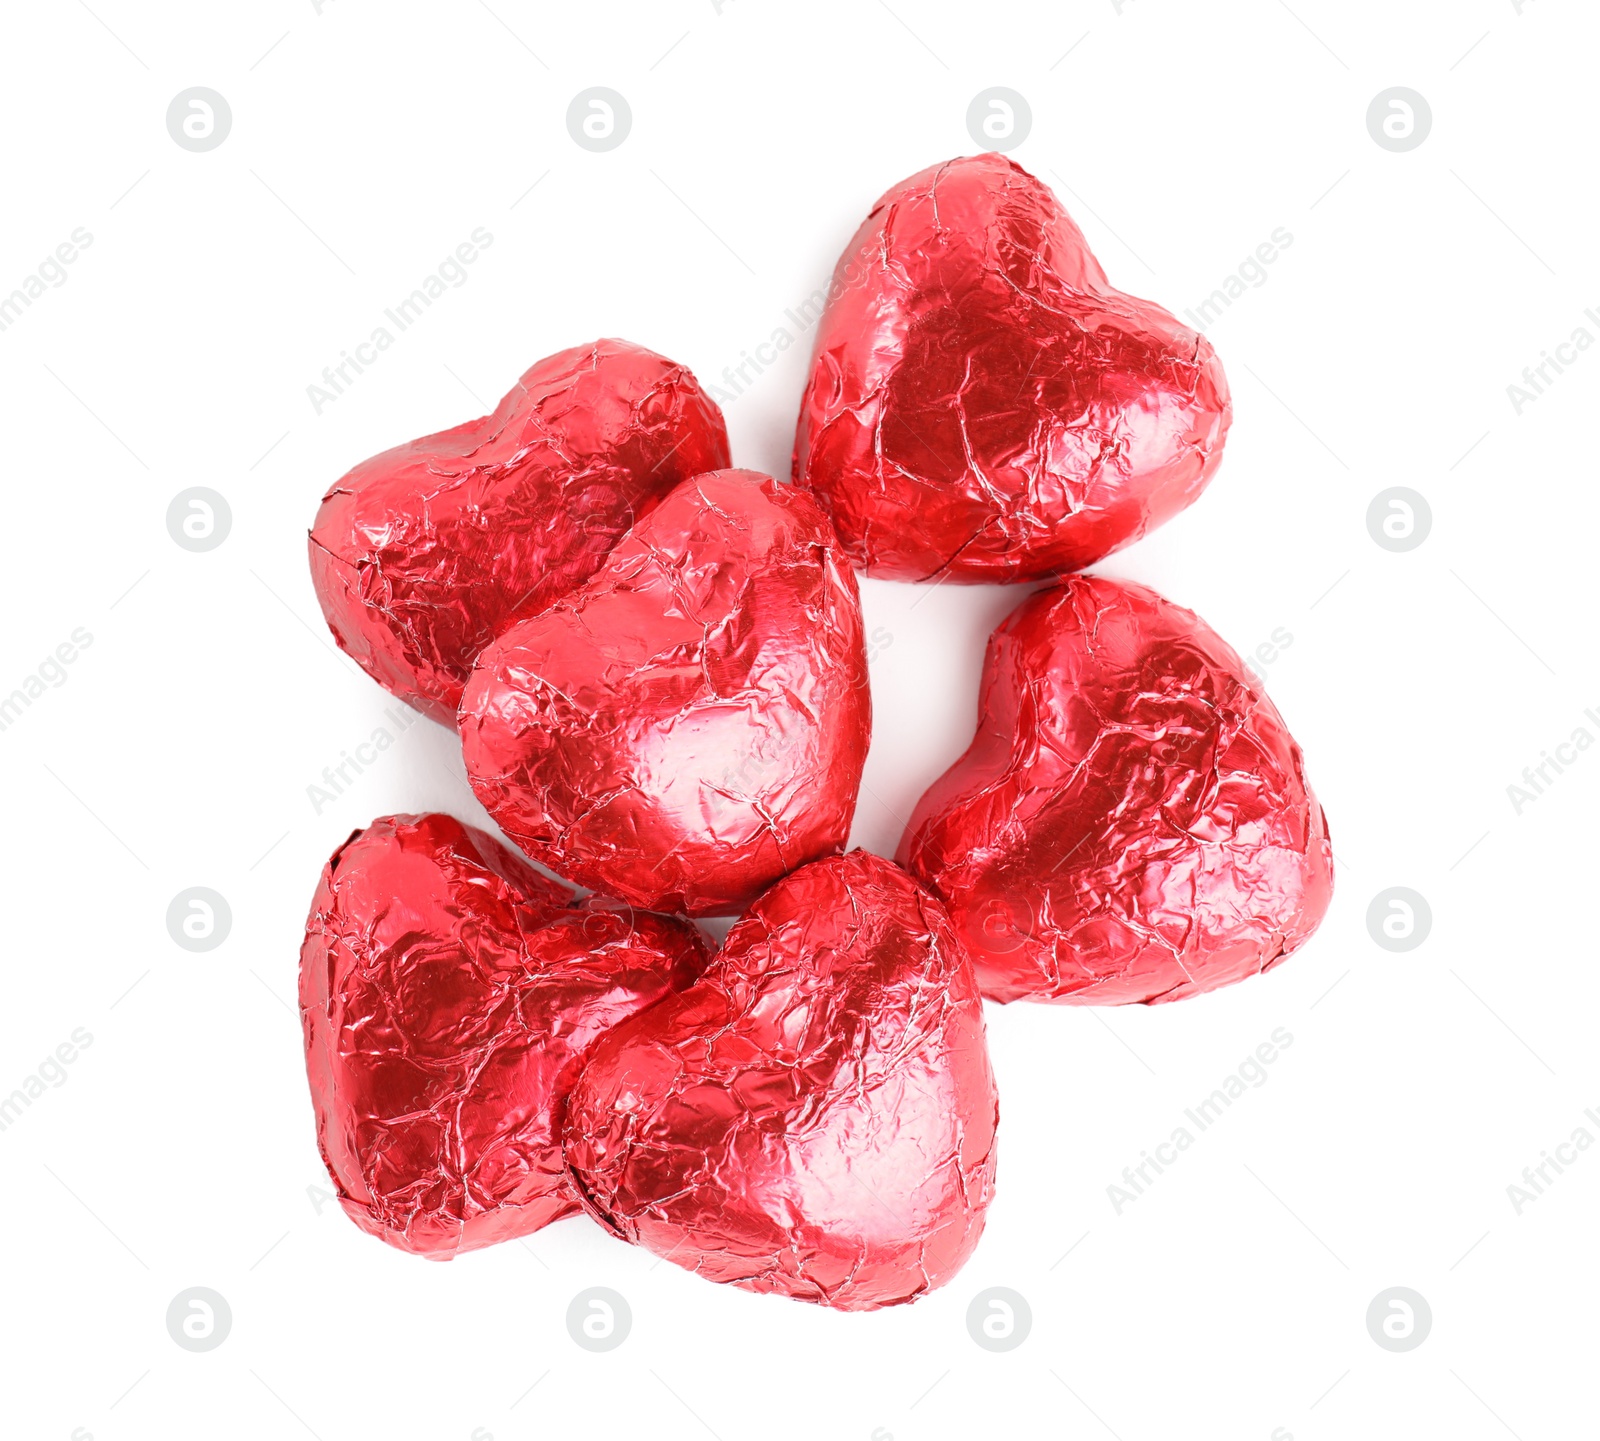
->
(459, 469, 871, 917)
(899, 575, 1332, 1004)
(564, 850, 999, 1310)
(309, 339, 730, 723)
(299, 812, 707, 1259)
(793, 153, 1231, 582)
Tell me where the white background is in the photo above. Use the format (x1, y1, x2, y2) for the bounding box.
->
(1, 2, 1594, 1438)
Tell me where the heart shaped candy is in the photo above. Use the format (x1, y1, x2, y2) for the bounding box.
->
(792, 154, 1231, 582)
(309, 339, 729, 723)
(563, 850, 998, 1310)
(898, 575, 1333, 1005)
(459, 469, 871, 917)
(299, 812, 707, 1259)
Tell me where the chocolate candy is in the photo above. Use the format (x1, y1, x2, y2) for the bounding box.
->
(564, 850, 998, 1310)
(299, 813, 707, 1258)
(459, 469, 871, 917)
(793, 154, 1231, 582)
(309, 340, 730, 723)
(898, 575, 1332, 1004)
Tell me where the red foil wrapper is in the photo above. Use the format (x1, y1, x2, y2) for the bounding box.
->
(459, 469, 871, 918)
(309, 340, 730, 723)
(299, 812, 708, 1259)
(792, 154, 1231, 582)
(898, 576, 1332, 1004)
(564, 850, 998, 1310)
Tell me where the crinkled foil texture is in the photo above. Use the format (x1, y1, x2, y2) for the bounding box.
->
(899, 575, 1333, 1005)
(309, 339, 730, 723)
(564, 850, 998, 1311)
(298, 812, 708, 1259)
(792, 153, 1231, 582)
(459, 470, 872, 918)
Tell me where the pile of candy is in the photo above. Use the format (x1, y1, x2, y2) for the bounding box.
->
(299, 153, 1332, 1311)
